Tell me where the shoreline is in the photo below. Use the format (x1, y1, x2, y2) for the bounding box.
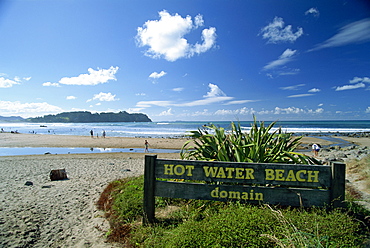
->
(0, 131, 359, 149)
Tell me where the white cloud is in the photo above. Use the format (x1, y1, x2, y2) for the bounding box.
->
(172, 87, 184, 92)
(186, 106, 324, 117)
(136, 93, 146, 96)
(260, 17, 303, 44)
(305, 8, 319, 17)
(0, 77, 20, 88)
(335, 82, 365, 91)
(59, 66, 118, 85)
(280, 84, 305, 90)
(177, 105, 326, 118)
(349, 76, 370, 84)
(204, 83, 226, 97)
(136, 83, 233, 108)
(278, 68, 301, 76)
(87, 92, 119, 102)
(127, 108, 145, 113)
(43, 82, 60, 87)
(0, 100, 63, 118)
(136, 100, 172, 108)
(287, 94, 314, 98)
(263, 49, 297, 70)
(179, 96, 233, 107)
(224, 100, 258, 105)
(66, 96, 76, 100)
(366, 107, 370, 113)
(274, 106, 304, 114)
(159, 108, 174, 116)
(309, 18, 370, 51)
(308, 88, 321, 93)
(136, 10, 217, 61)
(215, 107, 256, 116)
(149, 71, 167, 79)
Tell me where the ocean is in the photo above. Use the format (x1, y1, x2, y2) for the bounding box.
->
(1, 120, 370, 138)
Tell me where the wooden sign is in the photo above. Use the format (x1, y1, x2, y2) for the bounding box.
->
(143, 155, 345, 224)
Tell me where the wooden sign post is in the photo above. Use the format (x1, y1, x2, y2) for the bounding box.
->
(143, 155, 345, 224)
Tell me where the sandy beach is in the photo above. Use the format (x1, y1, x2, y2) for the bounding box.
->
(0, 132, 369, 247)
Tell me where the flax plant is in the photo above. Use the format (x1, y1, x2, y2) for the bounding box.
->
(180, 116, 319, 164)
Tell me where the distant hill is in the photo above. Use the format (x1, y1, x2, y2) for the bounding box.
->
(27, 111, 152, 123)
(0, 116, 25, 122)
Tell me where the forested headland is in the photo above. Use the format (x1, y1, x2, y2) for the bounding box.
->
(12, 111, 152, 123)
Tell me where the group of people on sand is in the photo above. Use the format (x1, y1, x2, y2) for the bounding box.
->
(90, 130, 106, 138)
(89, 130, 150, 152)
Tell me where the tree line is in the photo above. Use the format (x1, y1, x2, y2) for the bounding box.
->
(27, 111, 152, 123)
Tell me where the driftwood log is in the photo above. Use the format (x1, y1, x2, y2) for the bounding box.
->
(50, 169, 68, 181)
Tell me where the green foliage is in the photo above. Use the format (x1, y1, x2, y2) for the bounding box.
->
(110, 176, 184, 223)
(104, 176, 369, 247)
(112, 176, 145, 223)
(181, 116, 319, 164)
(27, 111, 152, 123)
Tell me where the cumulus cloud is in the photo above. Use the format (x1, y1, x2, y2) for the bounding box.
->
(43, 82, 61, 87)
(349, 76, 370, 84)
(66, 96, 76, 100)
(0, 77, 20, 88)
(305, 7, 319, 17)
(214, 107, 256, 116)
(87, 92, 119, 102)
(263, 49, 297, 70)
(182, 106, 324, 118)
(0, 100, 63, 118)
(204, 83, 226, 97)
(309, 18, 370, 52)
(136, 10, 217, 61)
(149, 71, 167, 79)
(308, 88, 321, 93)
(59, 66, 118, 85)
(274, 106, 305, 114)
(335, 83, 365, 91)
(260, 17, 303, 44)
(335, 76, 369, 91)
(366, 107, 370, 113)
(159, 108, 174, 116)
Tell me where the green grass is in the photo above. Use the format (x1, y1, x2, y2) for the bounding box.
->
(97, 174, 370, 247)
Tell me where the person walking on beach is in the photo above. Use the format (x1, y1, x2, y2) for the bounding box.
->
(312, 143, 320, 157)
(90, 130, 94, 138)
(102, 130, 106, 138)
(144, 140, 149, 152)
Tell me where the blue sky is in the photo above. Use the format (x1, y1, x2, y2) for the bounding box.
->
(0, 0, 370, 121)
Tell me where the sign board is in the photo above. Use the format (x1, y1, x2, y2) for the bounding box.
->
(143, 155, 345, 224)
